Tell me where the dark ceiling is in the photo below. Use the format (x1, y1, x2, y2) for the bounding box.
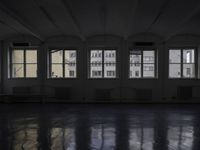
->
(0, 0, 200, 41)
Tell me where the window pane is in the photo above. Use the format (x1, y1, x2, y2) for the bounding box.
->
(26, 50, 37, 63)
(143, 64, 155, 77)
(183, 64, 195, 78)
(65, 64, 76, 78)
(104, 50, 116, 78)
(90, 50, 102, 78)
(129, 63, 141, 78)
(90, 64, 102, 78)
(104, 64, 116, 78)
(12, 64, 24, 77)
(90, 50, 102, 63)
(183, 49, 195, 63)
(51, 64, 63, 78)
(130, 50, 141, 64)
(169, 50, 181, 63)
(143, 51, 155, 63)
(12, 50, 24, 63)
(104, 50, 116, 63)
(65, 50, 76, 63)
(51, 50, 63, 63)
(26, 64, 37, 77)
(169, 64, 181, 78)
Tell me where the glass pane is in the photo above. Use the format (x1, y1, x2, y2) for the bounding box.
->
(90, 50, 102, 63)
(90, 64, 102, 78)
(143, 64, 155, 77)
(51, 64, 63, 78)
(130, 50, 141, 64)
(90, 50, 102, 78)
(143, 51, 155, 63)
(104, 64, 116, 78)
(65, 50, 76, 63)
(169, 50, 181, 63)
(183, 49, 195, 63)
(26, 50, 37, 63)
(51, 50, 63, 63)
(65, 64, 76, 78)
(12, 64, 24, 77)
(26, 64, 37, 77)
(104, 50, 116, 63)
(129, 63, 141, 78)
(169, 64, 181, 78)
(183, 64, 195, 78)
(12, 50, 24, 63)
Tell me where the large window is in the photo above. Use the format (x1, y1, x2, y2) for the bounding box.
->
(89, 49, 117, 78)
(10, 48, 37, 78)
(169, 49, 195, 78)
(129, 49, 156, 78)
(49, 49, 77, 78)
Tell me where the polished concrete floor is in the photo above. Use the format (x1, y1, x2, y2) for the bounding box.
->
(0, 104, 199, 150)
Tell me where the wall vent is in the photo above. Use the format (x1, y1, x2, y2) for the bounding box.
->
(12, 42, 30, 47)
(134, 42, 154, 46)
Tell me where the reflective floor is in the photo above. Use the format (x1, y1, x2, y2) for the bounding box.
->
(0, 104, 200, 150)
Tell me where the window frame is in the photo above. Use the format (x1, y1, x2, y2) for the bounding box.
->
(88, 48, 118, 79)
(48, 48, 78, 79)
(128, 48, 158, 79)
(9, 47, 38, 79)
(168, 47, 197, 79)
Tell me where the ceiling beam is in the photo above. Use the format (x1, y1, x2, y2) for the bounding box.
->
(166, 2, 200, 40)
(0, 2, 44, 41)
(61, 0, 85, 40)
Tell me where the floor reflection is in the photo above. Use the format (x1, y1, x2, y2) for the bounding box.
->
(0, 104, 199, 150)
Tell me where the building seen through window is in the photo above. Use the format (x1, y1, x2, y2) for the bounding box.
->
(169, 49, 195, 78)
(89, 50, 116, 78)
(129, 50, 156, 78)
(11, 48, 37, 78)
(50, 49, 77, 78)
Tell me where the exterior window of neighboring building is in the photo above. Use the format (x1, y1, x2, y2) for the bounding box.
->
(49, 49, 77, 78)
(89, 50, 116, 78)
(129, 49, 156, 78)
(169, 49, 195, 78)
(10, 48, 37, 78)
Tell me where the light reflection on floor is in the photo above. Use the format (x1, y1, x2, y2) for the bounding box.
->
(0, 104, 199, 150)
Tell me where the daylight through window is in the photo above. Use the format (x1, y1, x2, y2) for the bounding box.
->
(49, 49, 77, 78)
(89, 50, 116, 78)
(11, 49, 37, 78)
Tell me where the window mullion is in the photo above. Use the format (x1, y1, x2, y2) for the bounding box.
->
(141, 51, 143, 77)
(102, 50, 104, 78)
(24, 49, 26, 78)
(181, 49, 183, 78)
(49, 50, 52, 78)
(154, 50, 156, 78)
(63, 50, 65, 78)
(10, 48, 13, 78)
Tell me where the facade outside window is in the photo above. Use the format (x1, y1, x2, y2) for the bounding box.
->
(129, 49, 156, 78)
(89, 49, 117, 78)
(49, 49, 77, 78)
(10, 48, 37, 78)
(169, 48, 195, 78)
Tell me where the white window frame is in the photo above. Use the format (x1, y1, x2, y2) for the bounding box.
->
(168, 48, 197, 79)
(129, 49, 157, 79)
(48, 49, 77, 79)
(88, 49, 118, 79)
(9, 47, 38, 78)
